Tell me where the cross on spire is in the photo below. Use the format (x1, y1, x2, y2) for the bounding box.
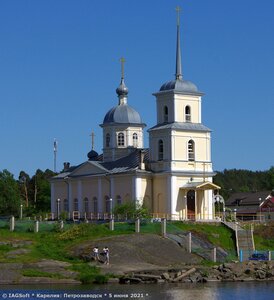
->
(120, 57, 125, 79)
(175, 6, 181, 26)
(90, 131, 95, 150)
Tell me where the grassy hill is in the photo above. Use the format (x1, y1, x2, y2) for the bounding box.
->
(0, 220, 273, 284)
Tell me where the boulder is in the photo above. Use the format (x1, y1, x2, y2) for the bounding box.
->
(255, 270, 266, 279)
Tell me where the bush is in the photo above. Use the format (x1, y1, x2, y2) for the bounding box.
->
(254, 222, 274, 239)
(113, 202, 149, 220)
(58, 224, 91, 241)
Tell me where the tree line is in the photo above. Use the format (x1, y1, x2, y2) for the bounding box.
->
(0, 167, 273, 216)
(213, 167, 274, 200)
(0, 169, 56, 217)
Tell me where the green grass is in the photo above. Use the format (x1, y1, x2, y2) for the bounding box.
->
(21, 269, 66, 279)
(254, 235, 274, 250)
(0, 221, 237, 262)
(0, 219, 256, 282)
(70, 263, 108, 284)
(170, 222, 236, 252)
(253, 223, 274, 250)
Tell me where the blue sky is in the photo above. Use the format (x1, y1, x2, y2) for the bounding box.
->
(0, 0, 273, 178)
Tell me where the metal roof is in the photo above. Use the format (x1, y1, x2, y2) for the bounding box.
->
(148, 122, 211, 132)
(226, 191, 271, 206)
(159, 79, 201, 94)
(181, 181, 221, 190)
(51, 149, 150, 180)
(102, 104, 144, 125)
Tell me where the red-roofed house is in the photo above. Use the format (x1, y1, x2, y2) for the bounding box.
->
(260, 196, 274, 221)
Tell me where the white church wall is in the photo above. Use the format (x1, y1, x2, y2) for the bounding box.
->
(173, 94, 201, 123)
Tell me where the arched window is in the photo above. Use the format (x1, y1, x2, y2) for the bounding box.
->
(73, 198, 78, 211)
(133, 133, 138, 147)
(164, 106, 168, 122)
(158, 139, 164, 161)
(92, 197, 98, 214)
(188, 140, 195, 161)
(118, 132, 125, 146)
(106, 133, 110, 147)
(63, 199, 69, 212)
(84, 197, 89, 213)
(185, 106, 191, 122)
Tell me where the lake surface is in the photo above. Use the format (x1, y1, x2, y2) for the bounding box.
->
(0, 282, 273, 300)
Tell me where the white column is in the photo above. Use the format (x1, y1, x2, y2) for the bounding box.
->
(201, 191, 205, 220)
(97, 178, 103, 213)
(207, 189, 213, 219)
(167, 175, 177, 218)
(135, 177, 142, 205)
(68, 181, 72, 214)
(171, 135, 175, 163)
(110, 177, 115, 201)
(198, 96, 202, 123)
(194, 190, 197, 221)
(77, 181, 82, 214)
(126, 129, 130, 147)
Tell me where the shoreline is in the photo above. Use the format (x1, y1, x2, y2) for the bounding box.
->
(0, 260, 273, 285)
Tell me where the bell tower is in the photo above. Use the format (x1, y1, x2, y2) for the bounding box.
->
(148, 7, 212, 176)
(100, 58, 146, 162)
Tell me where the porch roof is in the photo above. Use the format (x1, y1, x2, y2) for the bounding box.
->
(180, 181, 221, 190)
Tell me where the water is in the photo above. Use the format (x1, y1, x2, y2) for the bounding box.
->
(0, 282, 273, 300)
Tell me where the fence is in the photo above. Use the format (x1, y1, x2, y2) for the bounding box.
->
(165, 221, 230, 262)
(239, 250, 274, 262)
(50, 211, 228, 222)
(0, 216, 164, 235)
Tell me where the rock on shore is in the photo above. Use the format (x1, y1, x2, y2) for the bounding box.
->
(120, 261, 274, 284)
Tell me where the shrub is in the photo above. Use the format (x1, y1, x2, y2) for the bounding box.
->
(113, 202, 149, 220)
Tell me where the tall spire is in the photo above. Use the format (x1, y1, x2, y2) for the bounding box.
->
(116, 57, 129, 105)
(175, 6, 182, 80)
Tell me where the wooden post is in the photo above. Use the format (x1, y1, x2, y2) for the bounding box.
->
(60, 220, 64, 230)
(187, 232, 192, 253)
(10, 216, 15, 232)
(268, 251, 271, 261)
(20, 205, 23, 220)
(34, 221, 39, 233)
(212, 247, 217, 262)
(161, 218, 166, 237)
(135, 218, 140, 233)
(109, 219, 114, 231)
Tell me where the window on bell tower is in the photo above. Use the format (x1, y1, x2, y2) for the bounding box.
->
(106, 133, 110, 147)
(185, 105, 191, 122)
(164, 106, 168, 123)
(118, 132, 125, 146)
(188, 140, 195, 161)
(158, 139, 164, 161)
(133, 133, 138, 147)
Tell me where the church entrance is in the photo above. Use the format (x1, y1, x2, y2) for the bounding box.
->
(187, 190, 195, 220)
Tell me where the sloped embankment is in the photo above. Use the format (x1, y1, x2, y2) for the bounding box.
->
(72, 233, 203, 274)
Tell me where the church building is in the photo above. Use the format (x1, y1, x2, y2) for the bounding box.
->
(50, 10, 220, 221)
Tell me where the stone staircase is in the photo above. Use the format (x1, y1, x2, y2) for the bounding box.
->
(222, 221, 255, 261)
(237, 228, 255, 261)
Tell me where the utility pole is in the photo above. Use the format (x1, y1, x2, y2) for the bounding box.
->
(54, 138, 58, 173)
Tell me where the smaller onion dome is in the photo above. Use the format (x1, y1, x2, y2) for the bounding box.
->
(116, 78, 128, 96)
(87, 149, 98, 161)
